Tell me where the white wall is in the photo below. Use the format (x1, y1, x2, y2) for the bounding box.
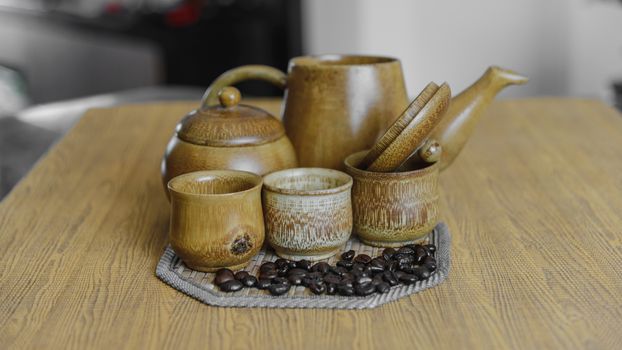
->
(302, 0, 622, 102)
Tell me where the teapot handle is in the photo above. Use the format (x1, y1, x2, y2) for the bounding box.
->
(200, 65, 287, 111)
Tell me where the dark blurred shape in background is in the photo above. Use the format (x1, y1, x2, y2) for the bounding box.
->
(0, 0, 301, 103)
(0, 0, 301, 198)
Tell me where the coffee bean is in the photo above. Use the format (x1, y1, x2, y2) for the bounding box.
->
(425, 261, 437, 272)
(399, 273, 418, 285)
(376, 282, 390, 293)
(268, 283, 291, 296)
(337, 260, 354, 269)
(288, 260, 297, 269)
(275, 258, 289, 269)
(259, 269, 278, 280)
(214, 268, 235, 286)
(383, 271, 399, 286)
(337, 284, 355, 296)
(341, 271, 354, 279)
(412, 266, 431, 279)
(311, 262, 330, 274)
(424, 244, 436, 254)
(309, 282, 326, 295)
(330, 266, 348, 277)
(339, 277, 354, 288)
(273, 277, 288, 285)
(219, 279, 243, 292)
(287, 268, 308, 277)
(341, 250, 355, 261)
(297, 259, 312, 270)
(259, 262, 277, 273)
(353, 254, 372, 264)
(241, 275, 257, 287)
(277, 265, 289, 277)
(302, 277, 313, 287)
(394, 271, 405, 280)
(324, 274, 341, 285)
(399, 264, 415, 274)
(386, 260, 399, 272)
(394, 253, 414, 265)
(355, 276, 372, 285)
(422, 256, 436, 266)
(351, 263, 365, 273)
(326, 283, 337, 295)
(256, 278, 272, 289)
(355, 282, 375, 296)
(370, 257, 386, 270)
(307, 271, 324, 279)
(372, 274, 384, 286)
(288, 274, 304, 285)
(382, 247, 397, 260)
(404, 244, 418, 251)
(234, 271, 250, 281)
(397, 247, 415, 255)
(414, 246, 428, 263)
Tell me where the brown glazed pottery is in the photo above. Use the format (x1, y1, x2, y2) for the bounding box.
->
(161, 86, 297, 194)
(262, 168, 353, 261)
(201, 55, 409, 170)
(168, 170, 264, 272)
(365, 82, 451, 172)
(344, 151, 439, 247)
(418, 66, 528, 170)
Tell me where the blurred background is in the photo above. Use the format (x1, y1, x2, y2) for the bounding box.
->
(1, 0, 622, 198)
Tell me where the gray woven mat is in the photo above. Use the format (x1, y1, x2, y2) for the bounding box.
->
(156, 222, 451, 309)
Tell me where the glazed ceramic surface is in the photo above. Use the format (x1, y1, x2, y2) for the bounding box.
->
(168, 170, 264, 272)
(420, 66, 528, 170)
(161, 87, 297, 193)
(344, 151, 439, 247)
(262, 168, 353, 260)
(202, 55, 409, 170)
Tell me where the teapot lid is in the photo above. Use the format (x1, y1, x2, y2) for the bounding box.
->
(177, 87, 285, 147)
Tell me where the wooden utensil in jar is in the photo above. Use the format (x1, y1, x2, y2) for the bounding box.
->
(366, 83, 451, 172)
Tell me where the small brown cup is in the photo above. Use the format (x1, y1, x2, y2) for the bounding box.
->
(344, 151, 439, 247)
(262, 168, 353, 261)
(167, 170, 264, 272)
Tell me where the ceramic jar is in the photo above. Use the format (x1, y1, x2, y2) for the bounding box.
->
(344, 151, 439, 247)
(262, 168, 353, 261)
(168, 170, 264, 272)
(161, 87, 297, 195)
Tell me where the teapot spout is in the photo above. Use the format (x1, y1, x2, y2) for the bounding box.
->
(422, 66, 528, 170)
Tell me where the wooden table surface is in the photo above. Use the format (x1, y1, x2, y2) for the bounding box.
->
(1, 98, 622, 349)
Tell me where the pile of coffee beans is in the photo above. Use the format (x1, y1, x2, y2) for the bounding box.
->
(213, 243, 437, 297)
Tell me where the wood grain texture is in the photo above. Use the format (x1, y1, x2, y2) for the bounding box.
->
(367, 83, 450, 172)
(345, 151, 440, 247)
(168, 170, 264, 272)
(359, 82, 439, 169)
(262, 168, 353, 260)
(1, 98, 622, 349)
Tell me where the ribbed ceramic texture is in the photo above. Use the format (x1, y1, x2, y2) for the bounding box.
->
(156, 222, 450, 309)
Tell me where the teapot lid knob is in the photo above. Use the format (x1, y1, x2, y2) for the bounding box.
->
(218, 86, 241, 108)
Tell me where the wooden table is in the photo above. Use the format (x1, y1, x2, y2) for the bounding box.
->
(1, 99, 622, 349)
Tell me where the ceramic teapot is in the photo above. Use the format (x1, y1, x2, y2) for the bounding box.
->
(161, 87, 297, 191)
